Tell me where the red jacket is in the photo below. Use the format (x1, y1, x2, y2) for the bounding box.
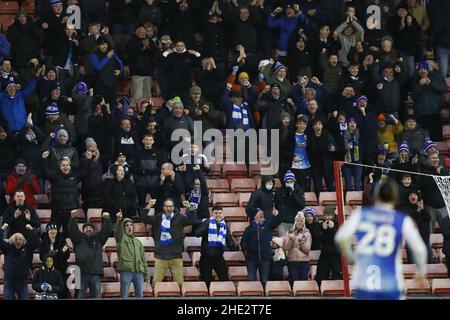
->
(5, 170, 41, 208)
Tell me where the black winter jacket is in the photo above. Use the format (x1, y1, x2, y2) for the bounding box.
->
(68, 216, 112, 275)
(195, 218, 236, 258)
(246, 175, 275, 219)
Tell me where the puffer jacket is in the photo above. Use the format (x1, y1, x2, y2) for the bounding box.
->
(45, 161, 79, 211)
(411, 71, 447, 116)
(68, 216, 112, 275)
(283, 228, 312, 262)
(115, 219, 148, 279)
(240, 213, 284, 262)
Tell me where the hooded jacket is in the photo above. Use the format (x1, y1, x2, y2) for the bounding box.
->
(115, 219, 148, 279)
(246, 175, 275, 219)
(274, 184, 306, 224)
(68, 216, 112, 275)
(32, 254, 65, 295)
(39, 233, 70, 276)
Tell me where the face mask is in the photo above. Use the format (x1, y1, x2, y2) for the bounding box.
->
(25, 134, 36, 141)
(16, 167, 26, 175)
(265, 183, 273, 191)
(286, 183, 294, 189)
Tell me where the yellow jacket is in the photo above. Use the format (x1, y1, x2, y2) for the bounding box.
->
(377, 122, 404, 153)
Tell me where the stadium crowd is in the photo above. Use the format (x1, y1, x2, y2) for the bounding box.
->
(0, 0, 449, 299)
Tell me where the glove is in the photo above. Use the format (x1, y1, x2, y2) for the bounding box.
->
(231, 65, 239, 76)
(41, 283, 51, 292)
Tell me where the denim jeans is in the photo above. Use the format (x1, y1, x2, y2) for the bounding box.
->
(287, 261, 310, 283)
(78, 275, 102, 298)
(437, 47, 450, 78)
(120, 271, 144, 298)
(4, 281, 29, 300)
(342, 164, 363, 191)
(246, 260, 271, 285)
(403, 55, 415, 78)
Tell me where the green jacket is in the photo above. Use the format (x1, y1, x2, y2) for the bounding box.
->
(115, 220, 148, 280)
(262, 62, 293, 98)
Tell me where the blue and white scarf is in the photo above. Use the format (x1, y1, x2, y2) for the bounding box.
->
(160, 213, 174, 246)
(188, 189, 201, 209)
(207, 218, 227, 247)
(231, 103, 250, 130)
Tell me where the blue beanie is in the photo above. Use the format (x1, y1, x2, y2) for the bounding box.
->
(424, 137, 437, 154)
(304, 207, 316, 218)
(377, 146, 387, 155)
(273, 61, 286, 74)
(75, 82, 88, 95)
(51, 0, 63, 7)
(418, 61, 429, 70)
(45, 102, 59, 116)
(355, 95, 368, 104)
(283, 170, 296, 183)
(398, 141, 410, 154)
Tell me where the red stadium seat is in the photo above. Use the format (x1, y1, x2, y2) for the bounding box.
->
(223, 251, 246, 266)
(402, 264, 417, 279)
(103, 238, 117, 252)
(432, 278, 450, 295)
(238, 193, 252, 207)
(183, 266, 200, 281)
(133, 223, 148, 237)
(265, 281, 292, 296)
(345, 191, 363, 207)
(209, 281, 236, 296)
(206, 179, 230, 193)
(230, 178, 256, 193)
(0, 2, 19, 14)
(137, 237, 155, 251)
(318, 192, 337, 206)
(430, 233, 443, 249)
(237, 281, 264, 296)
(222, 207, 247, 222)
(182, 281, 209, 297)
(228, 222, 249, 237)
(36, 209, 51, 223)
(222, 164, 248, 178)
(103, 267, 118, 282)
(207, 164, 222, 178)
(304, 192, 318, 206)
(228, 266, 248, 281)
(293, 280, 320, 296)
(184, 236, 202, 253)
(248, 164, 261, 177)
(213, 193, 238, 207)
(154, 282, 181, 297)
(101, 282, 121, 298)
(86, 208, 103, 223)
(192, 252, 201, 267)
(404, 279, 430, 296)
(426, 263, 448, 279)
(129, 282, 153, 297)
(320, 280, 345, 297)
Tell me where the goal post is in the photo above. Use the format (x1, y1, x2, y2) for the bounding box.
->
(333, 161, 351, 297)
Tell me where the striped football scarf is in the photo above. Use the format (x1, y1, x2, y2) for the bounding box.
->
(160, 213, 174, 246)
(207, 217, 227, 247)
(231, 103, 250, 129)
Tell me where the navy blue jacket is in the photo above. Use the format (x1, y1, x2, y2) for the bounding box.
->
(0, 229, 39, 282)
(240, 213, 284, 262)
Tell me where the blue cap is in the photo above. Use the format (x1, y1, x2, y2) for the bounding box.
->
(418, 61, 429, 70)
(45, 102, 59, 116)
